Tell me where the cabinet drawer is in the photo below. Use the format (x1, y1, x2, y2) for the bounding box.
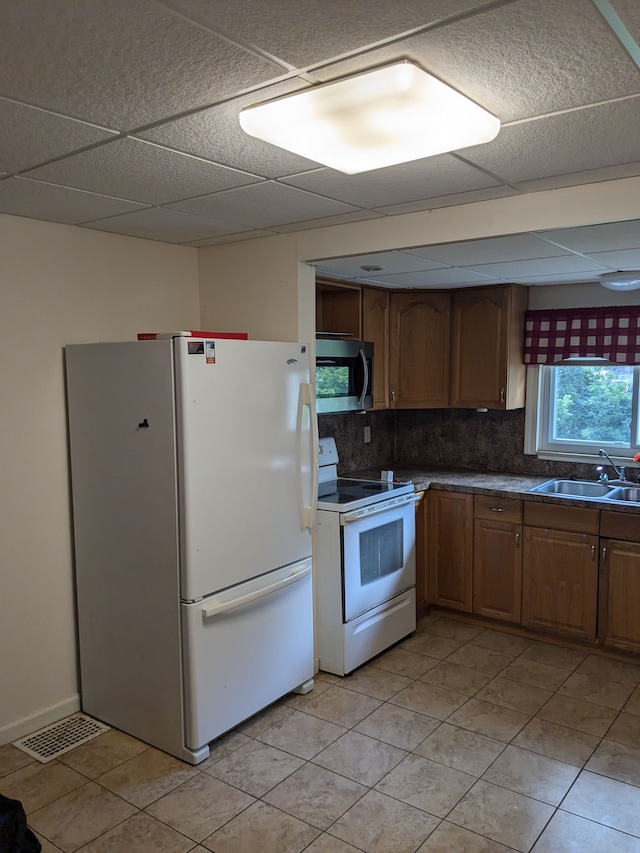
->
(523, 501, 599, 535)
(475, 495, 522, 524)
(600, 510, 640, 542)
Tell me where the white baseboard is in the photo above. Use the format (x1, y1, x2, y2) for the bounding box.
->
(0, 695, 81, 745)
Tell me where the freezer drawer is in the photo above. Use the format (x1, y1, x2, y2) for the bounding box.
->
(181, 558, 313, 753)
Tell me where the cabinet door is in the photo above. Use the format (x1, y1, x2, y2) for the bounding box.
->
(414, 491, 428, 616)
(389, 291, 451, 408)
(474, 519, 522, 623)
(451, 285, 527, 410)
(362, 287, 389, 409)
(316, 280, 361, 338)
(522, 526, 598, 641)
(427, 490, 473, 612)
(599, 539, 640, 653)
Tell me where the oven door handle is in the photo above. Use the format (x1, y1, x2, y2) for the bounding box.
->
(341, 493, 419, 524)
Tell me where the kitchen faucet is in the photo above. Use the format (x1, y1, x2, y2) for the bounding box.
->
(598, 448, 626, 483)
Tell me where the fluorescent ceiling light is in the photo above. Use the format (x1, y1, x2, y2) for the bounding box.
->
(600, 271, 640, 291)
(239, 62, 500, 174)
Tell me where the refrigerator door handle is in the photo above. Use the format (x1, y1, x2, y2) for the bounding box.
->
(299, 382, 318, 529)
(201, 563, 312, 619)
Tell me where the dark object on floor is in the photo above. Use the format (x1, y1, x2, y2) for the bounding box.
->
(0, 794, 41, 852)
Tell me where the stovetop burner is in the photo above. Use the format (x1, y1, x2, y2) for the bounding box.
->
(317, 477, 413, 511)
(317, 437, 414, 512)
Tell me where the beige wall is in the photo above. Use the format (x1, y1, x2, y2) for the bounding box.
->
(199, 233, 301, 341)
(0, 215, 199, 741)
(3, 175, 640, 742)
(198, 177, 640, 342)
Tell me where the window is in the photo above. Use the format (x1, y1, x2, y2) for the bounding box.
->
(527, 362, 640, 461)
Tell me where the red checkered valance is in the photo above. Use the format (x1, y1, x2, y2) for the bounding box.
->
(524, 306, 640, 364)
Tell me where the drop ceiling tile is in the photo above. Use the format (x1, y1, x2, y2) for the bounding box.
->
(0, 0, 282, 128)
(357, 267, 492, 287)
(375, 185, 517, 215)
(137, 79, 321, 178)
(183, 230, 275, 247)
(271, 210, 385, 233)
(459, 99, 640, 184)
(517, 272, 606, 285)
(514, 161, 640, 194)
(584, 248, 640, 268)
(538, 220, 640, 253)
(406, 234, 573, 266)
(24, 138, 262, 205)
(611, 0, 640, 43)
(312, 0, 640, 122)
(81, 207, 250, 243)
(168, 182, 358, 228)
(0, 177, 147, 224)
(166, 0, 492, 68)
(316, 251, 448, 279)
(465, 255, 610, 279)
(0, 99, 116, 175)
(280, 155, 501, 209)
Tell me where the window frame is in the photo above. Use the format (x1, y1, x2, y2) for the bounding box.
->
(524, 360, 640, 463)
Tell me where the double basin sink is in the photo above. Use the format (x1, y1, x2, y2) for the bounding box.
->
(530, 479, 640, 505)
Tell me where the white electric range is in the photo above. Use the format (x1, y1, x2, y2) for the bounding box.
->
(315, 437, 417, 675)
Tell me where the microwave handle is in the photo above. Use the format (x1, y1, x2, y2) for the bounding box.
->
(357, 347, 369, 409)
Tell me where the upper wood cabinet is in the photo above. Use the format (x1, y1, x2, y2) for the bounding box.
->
(451, 284, 528, 410)
(361, 287, 389, 410)
(316, 279, 361, 339)
(389, 291, 451, 408)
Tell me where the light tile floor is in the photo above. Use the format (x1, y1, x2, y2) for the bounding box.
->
(3, 614, 640, 852)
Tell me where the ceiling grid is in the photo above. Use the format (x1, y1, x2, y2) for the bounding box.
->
(0, 0, 638, 285)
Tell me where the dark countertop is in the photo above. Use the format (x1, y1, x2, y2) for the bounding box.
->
(346, 466, 640, 514)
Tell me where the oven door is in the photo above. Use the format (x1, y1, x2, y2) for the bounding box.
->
(341, 495, 416, 622)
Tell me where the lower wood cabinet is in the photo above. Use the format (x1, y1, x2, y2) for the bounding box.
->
(473, 496, 522, 623)
(422, 489, 640, 656)
(599, 510, 640, 653)
(427, 490, 473, 612)
(414, 491, 428, 616)
(599, 539, 640, 653)
(521, 501, 599, 642)
(522, 525, 598, 641)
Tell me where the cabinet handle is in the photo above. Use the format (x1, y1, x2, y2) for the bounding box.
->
(500, 386, 505, 404)
(515, 532, 520, 548)
(391, 389, 396, 402)
(490, 507, 504, 512)
(602, 546, 607, 562)
(591, 545, 596, 561)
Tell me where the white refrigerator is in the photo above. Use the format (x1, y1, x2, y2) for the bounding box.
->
(65, 336, 316, 764)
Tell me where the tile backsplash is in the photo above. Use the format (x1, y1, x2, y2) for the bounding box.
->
(318, 410, 395, 474)
(320, 408, 619, 481)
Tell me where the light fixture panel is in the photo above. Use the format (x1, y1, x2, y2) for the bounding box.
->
(239, 62, 500, 174)
(600, 271, 640, 291)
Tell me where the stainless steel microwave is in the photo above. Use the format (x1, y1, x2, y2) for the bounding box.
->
(316, 338, 373, 413)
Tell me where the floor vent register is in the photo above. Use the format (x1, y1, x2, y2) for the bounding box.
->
(13, 713, 110, 763)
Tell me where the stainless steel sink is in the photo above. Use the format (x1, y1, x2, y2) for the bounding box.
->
(529, 479, 613, 498)
(606, 486, 640, 503)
